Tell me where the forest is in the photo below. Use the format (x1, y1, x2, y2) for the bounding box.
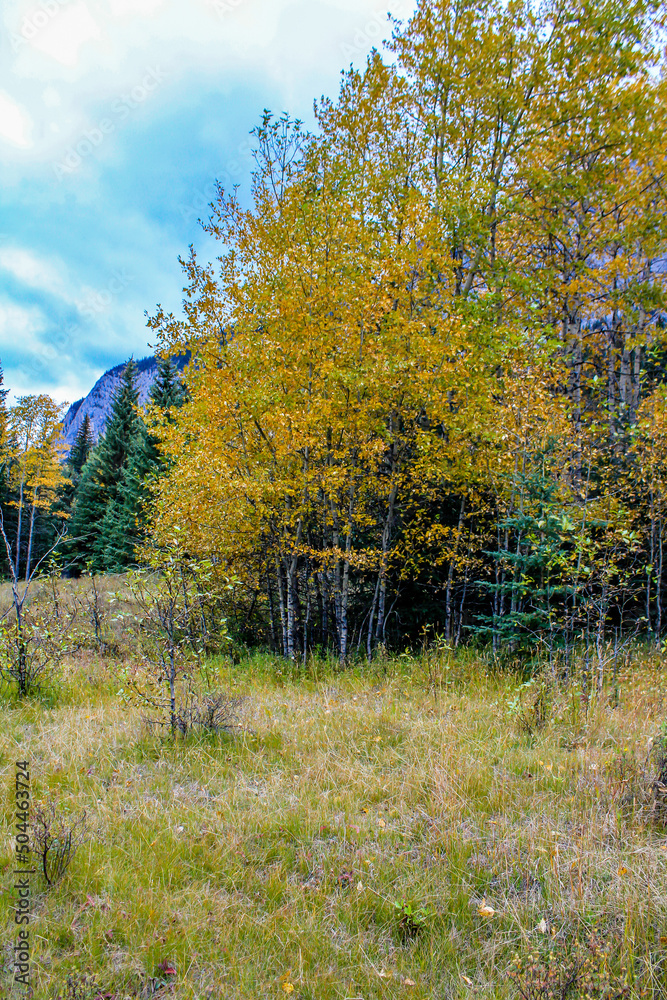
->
(2, 2, 667, 998)
(7, 0, 667, 674)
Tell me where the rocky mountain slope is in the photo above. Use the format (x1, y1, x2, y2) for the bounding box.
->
(62, 354, 188, 450)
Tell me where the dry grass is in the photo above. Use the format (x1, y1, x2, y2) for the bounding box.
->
(0, 639, 666, 999)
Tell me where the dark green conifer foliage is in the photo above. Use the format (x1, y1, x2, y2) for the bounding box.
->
(94, 358, 142, 498)
(100, 422, 155, 572)
(150, 356, 186, 411)
(103, 358, 186, 570)
(65, 451, 105, 570)
(52, 414, 94, 548)
(66, 357, 185, 573)
(0, 363, 10, 576)
(68, 360, 143, 572)
(68, 414, 93, 476)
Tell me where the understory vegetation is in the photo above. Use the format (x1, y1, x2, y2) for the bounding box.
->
(0, 584, 665, 998)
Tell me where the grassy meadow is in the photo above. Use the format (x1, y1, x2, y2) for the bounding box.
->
(0, 580, 666, 999)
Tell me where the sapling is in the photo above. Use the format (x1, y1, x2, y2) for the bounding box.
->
(129, 541, 231, 735)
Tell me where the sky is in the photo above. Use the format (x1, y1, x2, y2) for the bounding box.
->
(0, 0, 416, 407)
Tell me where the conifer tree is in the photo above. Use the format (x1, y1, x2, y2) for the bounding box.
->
(99, 423, 154, 571)
(67, 361, 143, 573)
(68, 415, 93, 476)
(150, 356, 185, 411)
(66, 357, 185, 573)
(102, 357, 186, 569)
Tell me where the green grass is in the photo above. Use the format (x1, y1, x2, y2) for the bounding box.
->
(1, 644, 666, 999)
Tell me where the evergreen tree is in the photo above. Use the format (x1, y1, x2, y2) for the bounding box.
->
(94, 358, 142, 498)
(68, 414, 93, 476)
(103, 358, 186, 570)
(0, 363, 11, 576)
(67, 360, 143, 573)
(64, 451, 105, 571)
(66, 357, 185, 574)
(51, 415, 93, 556)
(149, 356, 185, 411)
(100, 422, 155, 571)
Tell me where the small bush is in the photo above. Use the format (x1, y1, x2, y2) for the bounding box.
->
(143, 689, 243, 738)
(393, 900, 431, 942)
(508, 932, 629, 1000)
(31, 800, 88, 887)
(0, 604, 76, 697)
(51, 973, 108, 1000)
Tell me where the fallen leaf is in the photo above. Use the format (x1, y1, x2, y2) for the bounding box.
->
(460, 974, 474, 986)
(478, 899, 495, 917)
(377, 818, 386, 828)
(660, 936, 667, 946)
(402, 977, 416, 986)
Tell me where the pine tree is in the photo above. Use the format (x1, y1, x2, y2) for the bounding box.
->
(150, 356, 185, 411)
(67, 361, 144, 573)
(100, 423, 155, 571)
(94, 359, 142, 498)
(0, 363, 11, 576)
(64, 451, 105, 571)
(69, 415, 93, 476)
(103, 357, 186, 569)
(66, 357, 184, 574)
(52, 414, 95, 552)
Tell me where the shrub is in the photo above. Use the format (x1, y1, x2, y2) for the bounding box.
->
(0, 603, 76, 697)
(31, 800, 88, 887)
(143, 688, 243, 738)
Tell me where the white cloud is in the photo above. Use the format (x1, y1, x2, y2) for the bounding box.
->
(0, 91, 34, 148)
(108, 0, 167, 14)
(0, 246, 70, 301)
(0, 299, 44, 342)
(29, 2, 102, 67)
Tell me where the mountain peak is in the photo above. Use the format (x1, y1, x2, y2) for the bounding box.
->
(61, 354, 188, 449)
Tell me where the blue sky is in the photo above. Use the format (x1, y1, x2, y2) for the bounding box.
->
(0, 0, 415, 405)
